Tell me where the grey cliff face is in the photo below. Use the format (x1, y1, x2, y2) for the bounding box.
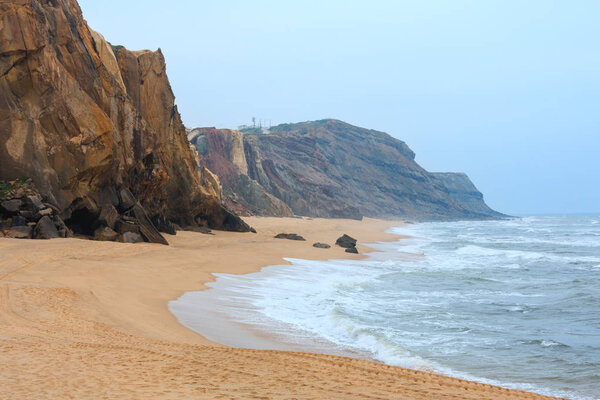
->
(190, 119, 505, 221)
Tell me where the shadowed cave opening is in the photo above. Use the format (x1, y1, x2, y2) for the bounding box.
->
(64, 207, 99, 236)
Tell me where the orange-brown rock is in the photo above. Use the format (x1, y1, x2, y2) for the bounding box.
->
(188, 128, 293, 217)
(0, 0, 250, 238)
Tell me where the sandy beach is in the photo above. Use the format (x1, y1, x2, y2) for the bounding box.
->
(0, 217, 563, 399)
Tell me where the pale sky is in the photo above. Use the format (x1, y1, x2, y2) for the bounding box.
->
(79, 0, 600, 216)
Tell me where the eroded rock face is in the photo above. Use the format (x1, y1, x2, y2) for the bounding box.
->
(0, 0, 250, 240)
(188, 120, 504, 221)
(241, 120, 505, 221)
(244, 120, 502, 220)
(188, 128, 293, 217)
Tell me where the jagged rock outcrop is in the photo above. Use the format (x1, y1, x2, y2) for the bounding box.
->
(0, 179, 72, 240)
(192, 120, 505, 221)
(242, 120, 504, 220)
(0, 0, 251, 242)
(188, 128, 293, 217)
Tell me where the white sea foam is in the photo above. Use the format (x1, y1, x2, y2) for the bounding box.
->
(541, 340, 565, 348)
(171, 216, 600, 400)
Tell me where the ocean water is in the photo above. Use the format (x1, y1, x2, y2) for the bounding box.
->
(170, 216, 600, 399)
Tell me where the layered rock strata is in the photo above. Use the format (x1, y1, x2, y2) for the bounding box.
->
(0, 0, 250, 243)
(188, 128, 293, 217)
(190, 120, 505, 221)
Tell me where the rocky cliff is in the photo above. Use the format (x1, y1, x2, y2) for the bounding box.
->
(430, 172, 499, 217)
(188, 128, 293, 217)
(0, 0, 250, 242)
(190, 120, 504, 221)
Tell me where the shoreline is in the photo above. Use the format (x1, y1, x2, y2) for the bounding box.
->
(169, 217, 410, 349)
(0, 217, 564, 399)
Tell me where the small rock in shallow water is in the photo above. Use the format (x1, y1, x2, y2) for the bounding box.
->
(274, 233, 306, 241)
(313, 242, 331, 249)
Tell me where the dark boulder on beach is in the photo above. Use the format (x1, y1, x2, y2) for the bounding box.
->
(34, 216, 60, 240)
(131, 204, 169, 246)
(121, 232, 145, 243)
(274, 233, 306, 241)
(1, 199, 22, 214)
(336, 234, 357, 249)
(1, 180, 73, 239)
(94, 226, 120, 242)
(115, 219, 141, 234)
(313, 242, 331, 249)
(152, 215, 177, 235)
(5, 225, 33, 239)
(345, 246, 359, 254)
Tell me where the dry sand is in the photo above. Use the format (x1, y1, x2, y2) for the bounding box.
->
(0, 217, 563, 399)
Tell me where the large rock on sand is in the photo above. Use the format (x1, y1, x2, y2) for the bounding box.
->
(336, 234, 357, 249)
(98, 205, 119, 230)
(94, 226, 119, 242)
(5, 225, 33, 239)
(274, 233, 306, 241)
(1, 199, 22, 214)
(121, 232, 144, 243)
(33, 216, 60, 239)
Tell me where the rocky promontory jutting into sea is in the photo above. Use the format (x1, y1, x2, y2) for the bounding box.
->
(188, 120, 505, 221)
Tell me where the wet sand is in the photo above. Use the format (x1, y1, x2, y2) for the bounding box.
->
(0, 217, 563, 399)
